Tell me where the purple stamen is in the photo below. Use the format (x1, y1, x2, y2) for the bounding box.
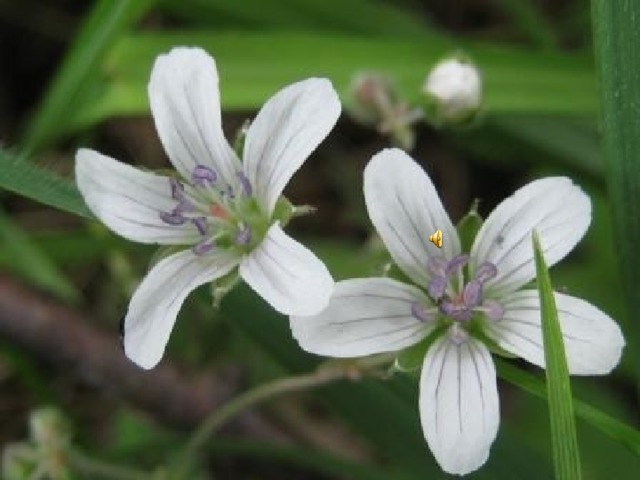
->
(237, 171, 253, 197)
(427, 275, 447, 300)
(192, 165, 217, 186)
(193, 217, 208, 236)
(474, 262, 498, 283)
(192, 240, 214, 256)
(159, 210, 186, 225)
(440, 300, 472, 322)
(411, 302, 434, 323)
(169, 177, 185, 200)
(462, 280, 483, 308)
(427, 257, 447, 277)
(445, 254, 470, 276)
(175, 198, 195, 214)
(234, 225, 252, 246)
(483, 299, 504, 321)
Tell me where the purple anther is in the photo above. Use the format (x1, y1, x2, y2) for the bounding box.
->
(175, 198, 195, 214)
(462, 280, 483, 308)
(483, 299, 504, 321)
(159, 210, 186, 225)
(427, 275, 447, 300)
(237, 171, 253, 197)
(192, 240, 214, 256)
(411, 302, 434, 323)
(169, 177, 185, 200)
(234, 225, 252, 246)
(192, 217, 208, 236)
(445, 254, 470, 276)
(191, 165, 217, 186)
(474, 262, 498, 283)
(427, 257, 448, 277)
(440, 300, 472, 322)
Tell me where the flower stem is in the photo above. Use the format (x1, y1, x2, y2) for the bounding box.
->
(66, 449, 152, 480)
(173, 355, 392, 478)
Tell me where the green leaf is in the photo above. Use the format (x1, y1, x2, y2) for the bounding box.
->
(22, 0, 154, 153)
(0, 149, 91, 218)
(533, 231, 582, 480)
(591, 0, 640, 398)
(496, 359, 640, 456)
(66, 31, 597, 133)
(159, 0, 431, 37)
(456, 200, 483, 253)
(492, 0, 559, 49)
(0, 209, 79, 303)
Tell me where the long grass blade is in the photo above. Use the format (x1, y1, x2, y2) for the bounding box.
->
(591, 0, 640, 402)
(22, 0, 153, 153)
(0, 149, 91, 218)
(533, 230, 582, 480)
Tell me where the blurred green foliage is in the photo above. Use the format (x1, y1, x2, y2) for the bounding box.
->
(0, 0, 638, 479)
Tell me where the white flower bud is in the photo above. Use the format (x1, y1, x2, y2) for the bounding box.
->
(422, 58, 482, 126)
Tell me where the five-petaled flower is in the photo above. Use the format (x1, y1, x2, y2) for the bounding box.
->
(290, 148, 624, 475)
(76, 47, 340, 370)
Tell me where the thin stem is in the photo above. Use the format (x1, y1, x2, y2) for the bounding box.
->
(67, 449, 151, 480)
(174, 355, 392, 478)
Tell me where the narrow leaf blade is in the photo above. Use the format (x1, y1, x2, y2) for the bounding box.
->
(22, 0, 153, 153)
(496, 359, 640, 456)
(533, 230, 582, 480)
(591, 0, 640, 401)
(0, 149, 91, 219)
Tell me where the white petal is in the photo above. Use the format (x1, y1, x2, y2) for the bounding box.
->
(124, 248, 239, 369)
(487, 290, 625, 375)
(364, 149, 461, 286)
(419, 336, 500, 475)
(243, 78, 340, 215)
(470, 177, 591, 296)
(290, 278, 433, 357)
(75, 149, 201, 244)
(239, 223, 334, 315)
(148, 47, 240, 184)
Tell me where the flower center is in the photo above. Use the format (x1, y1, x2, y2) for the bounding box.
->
(159, 164, 264, 255)
(411, 254, 504, 338)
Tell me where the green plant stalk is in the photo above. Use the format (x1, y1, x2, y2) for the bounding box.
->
(22, 0, 153, 153)
(173, 356, 391, 479)
(533, 231, 581, 480)
(591, 0, 640, 401)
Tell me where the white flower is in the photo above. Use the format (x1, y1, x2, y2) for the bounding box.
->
(290, 148, 624, 475)
(423, 57, 482, 125)
(76, 47, 340, 369)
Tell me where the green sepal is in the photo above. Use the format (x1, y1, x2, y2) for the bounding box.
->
(421, 94, 482, 130)
(233, 119, 251, 159)
(456, 199, 483, 254)
(272, 196, 296, 227)
(211, 270, 240, 309)
(393, 324, 448, 372)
